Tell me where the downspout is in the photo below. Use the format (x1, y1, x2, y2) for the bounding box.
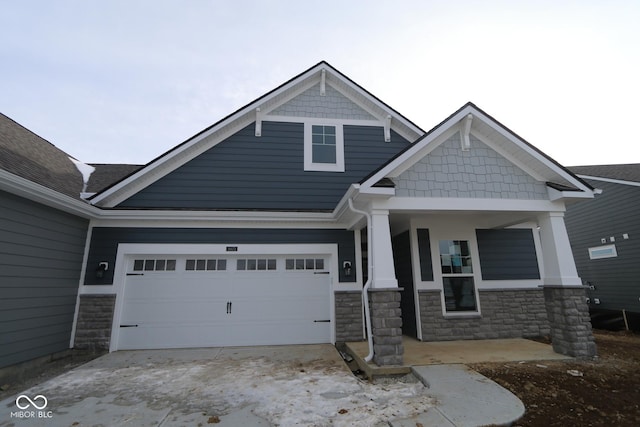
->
(347, 198, 374, 362)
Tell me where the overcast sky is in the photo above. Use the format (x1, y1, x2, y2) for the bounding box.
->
(1, 1, 638, 166)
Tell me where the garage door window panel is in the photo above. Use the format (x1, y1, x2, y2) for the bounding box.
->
(133, 259, 177, 272)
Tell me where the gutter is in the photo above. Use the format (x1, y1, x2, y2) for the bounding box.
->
(347, 198, 374, 362)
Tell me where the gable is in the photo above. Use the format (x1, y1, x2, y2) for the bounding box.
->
(90, 61, 424, 208)
(395, 133, 549, 200)
(269, 83, 377, 121)
(360, 102, 594, 201)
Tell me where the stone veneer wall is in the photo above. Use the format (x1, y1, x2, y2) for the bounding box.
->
(543, 286, 597, 358)
(369, 289, 403, 366)
(74, 294, 116, 352)
(334, 291, 364, 342)
(418, 289, 550, 341)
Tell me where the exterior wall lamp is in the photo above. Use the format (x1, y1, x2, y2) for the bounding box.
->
(342, 261, 352, 277)
(95, 262, 108, 279)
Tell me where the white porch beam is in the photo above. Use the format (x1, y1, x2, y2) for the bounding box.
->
(537, 212, 582, 287)
(370, 209, 398, 288)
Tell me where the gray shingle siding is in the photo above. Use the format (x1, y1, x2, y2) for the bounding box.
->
(565, 179, 640, 313)
(476, 229, 540, 280)
(85, 227, 357, 285)
(395, 134, 549, 200)
(0, 190, 88, 368)
(118, 122, 410, 210)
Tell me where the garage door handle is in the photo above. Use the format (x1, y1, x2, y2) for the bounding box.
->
(227, 301, 232, 314)
(126, 273, 144, 276)
(314, 272, 330, 275)
(120, 324, 139, 328)
(314, 319, 331, 323)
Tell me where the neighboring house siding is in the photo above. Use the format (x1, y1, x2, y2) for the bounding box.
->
(565, 179, 640, 313)
(118, 122, 410, 210)
(476, 229, 540, 280)
(269, 83, 376, 120)
(0, 190, 88, 368)
(85, 227, 356, 285)
(395, 134, 549, 199)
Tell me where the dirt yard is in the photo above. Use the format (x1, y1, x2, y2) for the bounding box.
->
(471, 330, 640, 427)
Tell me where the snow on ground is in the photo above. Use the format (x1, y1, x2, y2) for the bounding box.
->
(29, 354, 434, 426)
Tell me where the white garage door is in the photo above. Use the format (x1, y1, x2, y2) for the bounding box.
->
(117, 254, 332, 350)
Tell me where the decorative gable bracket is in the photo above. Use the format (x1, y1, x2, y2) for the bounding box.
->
(384, 115, 392, 142)
(461, 114, 473, 151)
(255, 107, 262, 137)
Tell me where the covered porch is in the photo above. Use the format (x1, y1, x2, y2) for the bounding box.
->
(344, 335, 569, 379)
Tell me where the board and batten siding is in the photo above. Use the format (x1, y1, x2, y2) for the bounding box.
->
(475, 229, 540, 280)
(565, 179, 640, 313)
(117, 122, 411, 210)
(0, 190, 88, 368)
(85, 227, 356, 285)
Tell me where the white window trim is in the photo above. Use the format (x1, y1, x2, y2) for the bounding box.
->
(303, 120, 345, 172)
(588, 244, 617, 260)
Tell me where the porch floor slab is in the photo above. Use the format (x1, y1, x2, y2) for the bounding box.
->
(346, 336, 570, 368)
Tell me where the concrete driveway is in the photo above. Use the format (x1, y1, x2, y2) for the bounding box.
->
(0, 345, 433, 427)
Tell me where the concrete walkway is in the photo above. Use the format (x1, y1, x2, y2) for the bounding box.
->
(390, 365, 525, 427)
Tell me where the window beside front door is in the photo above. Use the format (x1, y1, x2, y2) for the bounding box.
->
(439, 240, 478, 312)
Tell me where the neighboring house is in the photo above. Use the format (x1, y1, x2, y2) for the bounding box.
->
(565, 164, 640, 330)
(0, 113, 91, 369)
(1, 62, 598, 370)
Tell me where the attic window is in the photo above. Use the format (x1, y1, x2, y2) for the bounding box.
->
(304, 121, 345, 172)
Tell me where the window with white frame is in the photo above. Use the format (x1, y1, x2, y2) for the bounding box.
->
(304, 122, 344, 172)
(439, 240, 478, 312)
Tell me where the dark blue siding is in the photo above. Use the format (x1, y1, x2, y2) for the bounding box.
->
(565, 180, 640, 313)
(85, 227, 356, 285)
(118, 122, 411, 210)
(393, 231, 417, 337)
(476, 229, 540, 280)
(416, 229, 434, 281)
(0, 190, 88, 368)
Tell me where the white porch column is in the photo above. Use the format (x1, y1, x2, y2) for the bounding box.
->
(370, 209, 398, 288)
(537, 212, 582, 287)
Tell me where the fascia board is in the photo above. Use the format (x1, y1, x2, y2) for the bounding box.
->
(578, 174, 640, 187)
(0, 170, 99, 218)
(94, 209, 336, 222)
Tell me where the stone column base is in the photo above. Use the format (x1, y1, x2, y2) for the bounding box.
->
(368, 288, 403, 366)
(543, 286, 597, 359)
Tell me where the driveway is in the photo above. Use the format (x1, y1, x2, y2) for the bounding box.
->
(0, 345, 432, 427)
